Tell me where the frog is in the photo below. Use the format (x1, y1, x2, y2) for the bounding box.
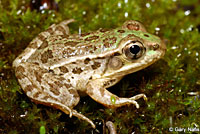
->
(13, 19, 166, 128)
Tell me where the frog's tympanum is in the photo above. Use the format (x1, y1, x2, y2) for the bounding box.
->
(13, 19, 166, 128)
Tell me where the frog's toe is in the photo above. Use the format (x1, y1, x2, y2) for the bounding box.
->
(130, 93, 147, 101)
(68, 110, 73, 118)
(71, 110, 96, 129)
(106, 121, 117, 134)
(128, 94, 148, 108)
(131, 100, 139, 108)
(143, 94, 148, 101)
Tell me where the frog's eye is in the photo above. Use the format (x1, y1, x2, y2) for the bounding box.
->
(123, 41, 145, 59)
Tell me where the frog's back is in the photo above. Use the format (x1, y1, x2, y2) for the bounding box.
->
(27, 28, 123, 66)
(27, 21, 161, 67)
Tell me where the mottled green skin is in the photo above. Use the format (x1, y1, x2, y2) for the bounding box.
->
(28, 24, 162, 67)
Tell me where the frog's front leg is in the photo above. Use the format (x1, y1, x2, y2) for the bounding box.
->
(86, 79, 147, 108)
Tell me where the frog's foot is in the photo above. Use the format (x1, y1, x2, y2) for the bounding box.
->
(86, 79, 147, 109)
(33, 99, 96, 128)
(106, 121, 117, 134)
(71, 110, 96, 128)
(41, 100, 96, 128)
(129, 94, 147, 108)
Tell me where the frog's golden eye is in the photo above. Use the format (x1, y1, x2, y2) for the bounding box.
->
(123, 41, 145, 60)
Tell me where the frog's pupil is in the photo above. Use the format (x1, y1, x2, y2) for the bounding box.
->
(130, 45, 140, 54)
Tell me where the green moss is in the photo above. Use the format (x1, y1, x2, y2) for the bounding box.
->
(0, 0, 200, 133)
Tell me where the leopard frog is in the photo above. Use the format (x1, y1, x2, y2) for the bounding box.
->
(13, 19, 166, 128)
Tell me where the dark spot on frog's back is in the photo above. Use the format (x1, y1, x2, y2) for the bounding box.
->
(38, 40, 48, 49)
(62, 48, 75, 57)
(72, 67, 83, 74)
(127, 23, 139, 31)
(93, 45, 97, 51)
(64, 83, 71, 88)
(34, 71, 42, 83)
(24, 85, 33, 92)
(15, 66, 25, 79)
(71, 62, 76, 64)
(99, 28, 109, 33)
(65, 41, 80, 46)
(92, 62, 101, 70)
(29, 42, 38, 49)
(55, 81, 63, 87)
(46, 27, 54, 34)
(33, 91, 41, 98)
(41, 50, 53, 63)
(127, 34, 136, 38)
(41, 95, 51, 101)
(111, 37, 117, 43)
(85, 35, 99, 41)
(58, 77, 66, 81)
(60, 34, 69, 38)
(84, 58, 91, 64)
(56, 26, 66, 35)
(81, 32, 90, 37)
(103, 37, 117, 48)
(59, 66, 69, 73)
(104, 42, 110, 48)
(37, 34, 46, 41)
(103, 79, 116, 87)
(84, 45, 93, 51)
(117, 30, 125, 33)
(48, 69, 54, 73)
(48, 83, 60, 96)
(100, 87, 105, 96)
(113, 52, 121, 56)
(68, 89, 79, 98)
(15, 72, 25, 79)
(144, 34, 149, 37)
(16, 65, 25, 73)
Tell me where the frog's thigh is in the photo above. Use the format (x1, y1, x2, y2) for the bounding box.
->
(86, 79, 144, 108)
(47, 19, 75, 35)
(15, 63, 96, 128)
(15, 62, 80, 109)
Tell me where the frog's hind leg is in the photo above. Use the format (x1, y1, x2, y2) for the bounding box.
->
(14, 62, 95, 128)
(33, 99, 96, 129)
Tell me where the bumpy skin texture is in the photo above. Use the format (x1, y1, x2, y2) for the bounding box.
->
(13, 19, 166, 128)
